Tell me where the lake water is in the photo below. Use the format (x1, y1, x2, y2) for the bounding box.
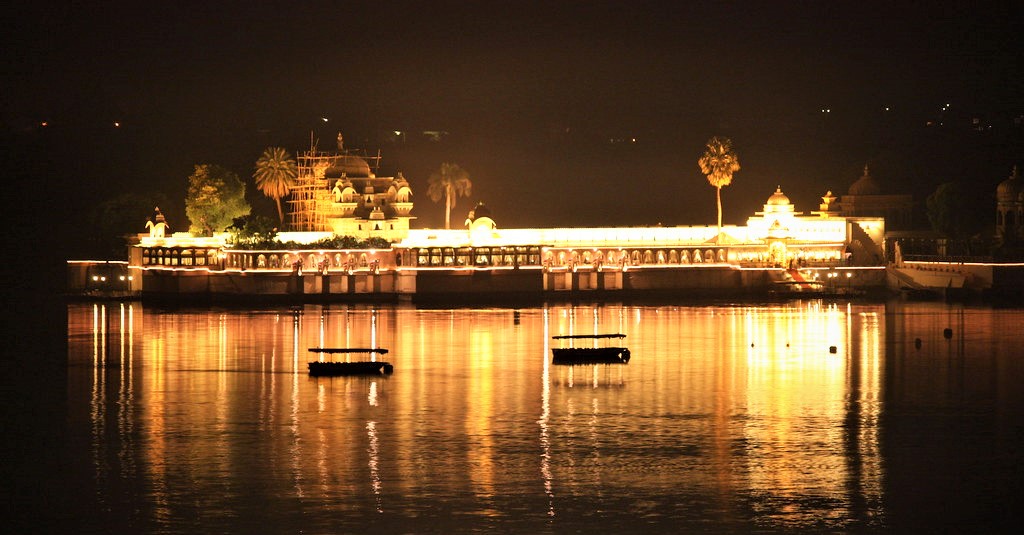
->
(13, 300, 1024, 532)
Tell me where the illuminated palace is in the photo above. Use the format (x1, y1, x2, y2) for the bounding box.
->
(73, 141, 916, 300)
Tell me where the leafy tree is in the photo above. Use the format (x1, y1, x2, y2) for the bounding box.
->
(185, 164, 250, 236)
(253, 147, 298, 226)
(697, 137, 741, 237)
(226, 214, 278, 246)
(926, 181, 990, 254)
(86, 192, 171, 257)
(227, 234, 392, 251)
(362, 236, 392, 249)
(427, 162, 472, 229)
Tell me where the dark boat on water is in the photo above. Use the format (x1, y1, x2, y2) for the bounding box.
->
(307, 348, 393, 376)
(551, 334, 630, 364)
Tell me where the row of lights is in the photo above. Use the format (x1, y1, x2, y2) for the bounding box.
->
(92, 275, 133, 282)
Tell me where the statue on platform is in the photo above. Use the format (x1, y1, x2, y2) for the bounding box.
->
(146, 207, 169, 238)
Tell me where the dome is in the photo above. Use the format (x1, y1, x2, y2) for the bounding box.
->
(848, 165, 881, 196)
(766, 186, 790, 206)
(325, 154, 371, 178)
(997, 166, 1022, 202)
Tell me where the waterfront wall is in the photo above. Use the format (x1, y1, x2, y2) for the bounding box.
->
(130, 265, 893, 303)
(414, 268, 544, 300)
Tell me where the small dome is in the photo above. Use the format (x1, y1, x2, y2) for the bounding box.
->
(997, 166, 1022, 202)
(470, 202, 492, 220)
(849, 165, 881, 196)
(766, 186, 790, 206)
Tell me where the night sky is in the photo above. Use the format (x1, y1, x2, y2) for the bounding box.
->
(5, 1, 1023, 261)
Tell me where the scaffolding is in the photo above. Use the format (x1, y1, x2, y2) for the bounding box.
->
(287, 142, 383, 232)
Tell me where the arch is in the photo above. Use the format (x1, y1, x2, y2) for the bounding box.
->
(359, 253, 369, 267)
(669, 250, 679, 264)
(269, 255, 279, 268)
(656, 250, 666, 264)
(717, 249, 726, 262)
(642, 250, 654, 264)
(257, 254, 267, 268)
(704, 250, 715, 263)
(630, 250, 641, 265)
(582, 251, 592, 264)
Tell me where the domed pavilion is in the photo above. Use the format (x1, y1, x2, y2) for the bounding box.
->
(996, 166, 1023, 243)
(837, 165, 914, 230)
(286, 133, 416, 241)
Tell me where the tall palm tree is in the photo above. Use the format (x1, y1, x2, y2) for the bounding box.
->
(254, 146, 298, 226)
(697, 137, 740, 238)
(427, 162, 472, 229)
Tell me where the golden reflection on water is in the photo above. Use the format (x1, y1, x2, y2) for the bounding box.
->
(67, 300, 950, 529)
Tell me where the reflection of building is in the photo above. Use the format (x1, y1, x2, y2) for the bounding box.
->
(837, 166, 913, 230)
(287, 135, 414, 241)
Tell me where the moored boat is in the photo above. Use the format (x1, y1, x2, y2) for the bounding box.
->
(307, 347, 392, 376)
(551, 334, 630, 364)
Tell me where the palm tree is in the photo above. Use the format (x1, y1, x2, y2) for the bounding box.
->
(427, 163, 472, 229)
(697, 137, 740, 238)
(253, 147, 298, 226)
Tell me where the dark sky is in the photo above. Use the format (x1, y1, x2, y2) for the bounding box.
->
(5, 1, 1023, 258)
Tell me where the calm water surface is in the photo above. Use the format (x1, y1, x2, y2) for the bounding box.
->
(56, 300, 1024, 533)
